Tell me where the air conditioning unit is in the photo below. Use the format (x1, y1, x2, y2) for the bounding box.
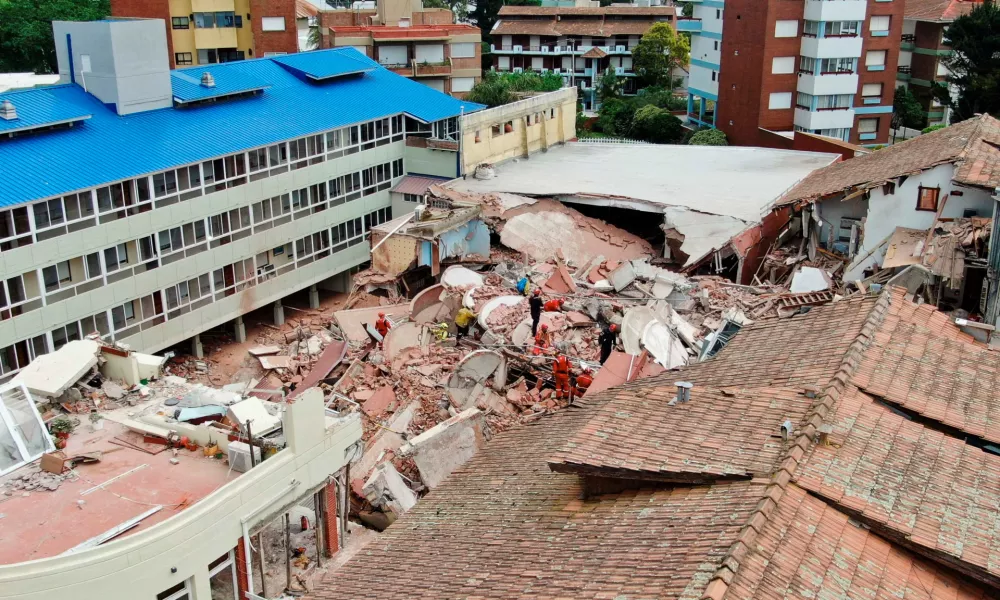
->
(615, 67, 625, 75)
(228, 441, 261, 473)
(513, 45, 523, 52)
(541, 46, 549, 53)
(553, 67, 561, 74)
(513, 67, 523, 73)
(616, 45, 626, 52)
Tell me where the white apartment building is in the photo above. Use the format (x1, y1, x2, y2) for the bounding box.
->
(686, 0, 723, 128)
(0, 18, 478, 382)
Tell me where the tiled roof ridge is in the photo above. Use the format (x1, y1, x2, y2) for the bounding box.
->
(701, 291, 893, 600)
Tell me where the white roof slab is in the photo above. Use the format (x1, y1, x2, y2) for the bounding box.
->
(12, 340, 101, 399)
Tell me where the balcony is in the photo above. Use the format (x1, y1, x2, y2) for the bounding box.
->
(194, 27, 238, 49)
(414, 59, 452, 77)
(794, 106, 856, 130)
(896, 64, 911, 80)
(800, 35, 863, 59)
(383, 62, 414, 76)
(676, 18, 703, 33)
(803, 0, 868, 23)
(797, 72, 859, 96)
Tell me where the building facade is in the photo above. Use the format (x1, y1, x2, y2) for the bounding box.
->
(688, 0, 904, 146)
(111, 0, 298, 68)
(490, 3, 681, 110)
(896, 0, 979, 128)
(0, 19, 479, 383)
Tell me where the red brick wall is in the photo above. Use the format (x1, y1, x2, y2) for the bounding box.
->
(320, 483, 339, 557)
(756, 1, 805, 133)
(250, 0, 298, 56)
(110, 0, 174, 67)
(716, 0, 769, 146)
(234, 538, 250, 599)
(851, 0, 904, 145)
(414, 9, 455, 25)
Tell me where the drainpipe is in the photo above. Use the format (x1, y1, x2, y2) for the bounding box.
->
(66, 34, 75, 85)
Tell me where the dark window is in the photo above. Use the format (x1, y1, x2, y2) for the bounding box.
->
(917, 186, 940, 211)
(235, 15, 243, 27)
(172, 16, 190, 29)
(175, 52, 193, 66)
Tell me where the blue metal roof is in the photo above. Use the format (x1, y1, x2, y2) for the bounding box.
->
(272, 50, 377, 81)
(0, 87, 91, 135)
(0, 48, 484, 208)
(171, 65, 271, 103)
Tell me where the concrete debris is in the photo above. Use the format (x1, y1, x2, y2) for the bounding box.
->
(363, 462, 418, 517)
(790, 266, 833, 293)
(400, 408, 485, 490)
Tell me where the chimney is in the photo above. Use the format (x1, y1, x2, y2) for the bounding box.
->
(200, 72, 216, 88)
(673, 381, 693, 403)
(0, 100, 17, 121)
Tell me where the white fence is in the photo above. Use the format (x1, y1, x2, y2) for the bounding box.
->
(575, 137, 651, 145)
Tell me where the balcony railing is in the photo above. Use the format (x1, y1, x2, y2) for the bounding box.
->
(901, 33, 916, 43)
(414, 59, 452, 77)
(897, 65, 912, 74)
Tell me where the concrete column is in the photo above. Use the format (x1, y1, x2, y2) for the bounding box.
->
(308, 284, 321, 310)
(191, 334, 204, 359)
(233, 315, 247, 343)
(273, 300, 285, 326)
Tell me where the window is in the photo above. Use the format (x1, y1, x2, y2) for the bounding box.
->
(33, 199, 65, 230)
(85, 253, 102, 280)
(861, 82, 883, 97)
(803, 20, 820, 37)
(403, 193, 423, 203)
(816, 94, 852, 110)
(796, 92, 813, 109)
(799, 55, 816, 74)
(768, 92, 792, 110)
(451, 42, 476, 58)
(156, 580, 191, 600)
(175, 52, 193, 66)
(858, 118, 879, 133)
(714, 40, 719, 51)
(819, 57, 856, 74)
(262, 16, 286, 31)
(775, 20, 798, 37)
(917, 186, 940, 211)
(772, 57, 795, 74)
(433, 117, 459, 141)
(216, 11, 236, 27)
(104, 243, 129, 272)
(209, 551, 238, 600)
(452, 77, 475, 93)
(42, 261, 71, 292)
(711, 71, 717, 81)
(869, 15, 890, 34)
(171, 16, 189, 29)
(865, 50, 886, 70)
(194, 12, 215, 28)
(825, 21, 860, 37)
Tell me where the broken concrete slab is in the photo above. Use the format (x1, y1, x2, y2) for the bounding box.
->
(363, 462, 417, 517)
(790, 266, 832, 293)
(248, 346, 281, 356)
(383, 322, 422, 362)
(13, 339, 101, 399)
(642, 321, 688, 369)
(564, 311, 593, 328)
(258, 355, 293, 370)
(620, 307, 657, 356)
(446, 350, 506, 409)
(362, 386, 396, 417)
(609, 261, 637, 292)
(101, 381, 126, 400)
(334, 304, 411, 344)
(441, 265, 484, 289)
(401, 408, 485, 489)
(226, 397, 282, 435)
(478, 295, 524, 330)
(351, 400, 420, 492)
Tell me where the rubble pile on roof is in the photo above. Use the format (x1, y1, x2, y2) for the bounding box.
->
(315, 287, 1000, 599)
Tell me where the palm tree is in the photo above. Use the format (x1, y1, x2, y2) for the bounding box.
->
(307, 25, 321, 50)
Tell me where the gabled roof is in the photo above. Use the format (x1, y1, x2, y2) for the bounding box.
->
(580, 46, 608, 59)
(906, 0, 982, 22)
(0, 48, 483, 208)
(778, 114, 1000, 206)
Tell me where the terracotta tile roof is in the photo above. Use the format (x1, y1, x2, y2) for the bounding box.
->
(580, 46, 607, 59)
(296, 0, 318, 19)
(492, 19, 561, 36)
(906, 0, 982, 21)
(796, 387, 1000, 588)
(725, 483, 996, 599)
(389, 175, 451, 196)
(779, 114, 1000, 206)
(550, 386, 813, 482)
(312, 398, 768, 599)
(498, 5, 674, 16)
(852, 288, 1000, 442)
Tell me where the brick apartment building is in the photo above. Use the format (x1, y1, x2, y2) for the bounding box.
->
(897, 0, 981, 128)
(490, 1, 685, 110)
(309, 0, 481, 98)
(111, 0, 298, 68)
(688, 0, 904, 147)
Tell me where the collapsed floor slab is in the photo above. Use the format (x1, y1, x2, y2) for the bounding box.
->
(400, 408, 486, 490)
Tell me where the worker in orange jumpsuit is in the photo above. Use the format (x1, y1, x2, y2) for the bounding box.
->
(374, 311, 391, 347)
(533, 323, 552, 355)
(573, 366, 594, 400)
(543, 298, 565, 312)
(553, 354, 571, 400)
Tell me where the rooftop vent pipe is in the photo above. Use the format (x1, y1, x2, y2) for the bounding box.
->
(673, 381, 693, 404)
(0, 100, 17, 121)
(200, 72, 216, 88)
(781, 419, 794, 442)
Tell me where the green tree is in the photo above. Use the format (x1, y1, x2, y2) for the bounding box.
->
(890, 86, 925, 140)
(595, 67, 623, 104)
(0, 0, 110, 73)
(463, 70, 563, 107)
(595, 98, 637, 138)
(631, 22, 690, 92)
(307, 26, 321, 51)
(632, 105, 683, 143)
(680, 1, 694, 17)
(688, 128, 728, 146)
(941, 2, 1000, 122)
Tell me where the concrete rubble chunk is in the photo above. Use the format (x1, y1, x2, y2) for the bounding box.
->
(13, 339, 101, 399)
(401, 408, 486, 490)
(248, 346, 281, 356)
(362, 386, 396, 417)
(101, 381, 126, 400)
(447, 350, 506, 409)
(609, 261, 637, 292)
(363, 462, 417, 517)
(790, 266, 833, 293)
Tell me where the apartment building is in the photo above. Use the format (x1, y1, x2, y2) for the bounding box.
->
(897, 0, 979, 128)
(490, 1, 680, 110)
(688, 0, 904, 146)
(324, 0, 481, 98)
(111, 0, 298, 68)
(0, 18, 479, 383)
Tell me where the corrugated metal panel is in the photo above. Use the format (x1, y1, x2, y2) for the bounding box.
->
(0, 48, 485, 208)
(272, 50, 376, 80)
(171, 67, 271, 102)
(0, 87, 91, 134)
(389, 175, 451, 195)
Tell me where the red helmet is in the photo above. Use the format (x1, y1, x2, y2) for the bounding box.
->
(541, 324, 549, 331)
(609, 324, 618, 332)
(378, 312, 385, 318)
(558, 299, 565, 306)
(583, 367, 593, 374)
(533, 289, 541, 296)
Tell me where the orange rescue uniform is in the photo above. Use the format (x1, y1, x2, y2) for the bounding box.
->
(553, 356, 571, 400)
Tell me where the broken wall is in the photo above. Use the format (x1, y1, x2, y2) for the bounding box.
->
(401, 408, 485, 489)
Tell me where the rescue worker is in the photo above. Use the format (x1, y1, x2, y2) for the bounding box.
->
(552, 354, 571, 401)
(375, 311, 391, 348)
(598, 323, 618, 364)
(533, 323, 552, 355)
(543, 297, 565, 313)
(574, 366, 594, 399)
(529, 288, 544, 336)
(454, 307, 477, 341)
